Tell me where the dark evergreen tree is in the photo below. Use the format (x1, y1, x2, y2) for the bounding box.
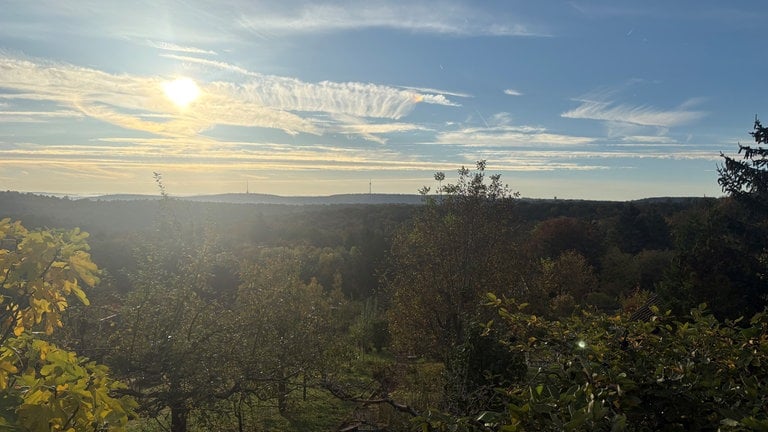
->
(718, 117, 768, 212)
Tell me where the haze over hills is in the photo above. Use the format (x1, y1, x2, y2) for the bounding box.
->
(19, 191, 711, 206)
(85, 193, 707, 205)
(86, 193, 426, 205)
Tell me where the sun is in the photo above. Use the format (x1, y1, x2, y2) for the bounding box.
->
(162, 77, 200, 108)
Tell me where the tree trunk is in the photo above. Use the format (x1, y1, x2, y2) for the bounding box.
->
(277, 378, 288, 415)
(171, 405, 188, 432)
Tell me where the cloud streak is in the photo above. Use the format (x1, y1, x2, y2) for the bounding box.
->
(434, 125, 595, 147)
(145, 40, 218, 55)
(562, 96, 707, 127)
(237, 1, 546, 37)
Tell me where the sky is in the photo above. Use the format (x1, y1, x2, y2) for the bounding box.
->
(0, 1, 766, 200)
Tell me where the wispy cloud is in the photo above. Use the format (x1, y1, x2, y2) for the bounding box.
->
(504, 89, 523, 96)
(433, 113, 593, 147)
(619, 135, 678, 144)
(0, 110, 83, 123)
(237, 2, 546, 37)
(436, 127, 595, 147)
(398, 86, 472, 98)
(0, 55, 320, 136)
(562, 90, 707, 127)
(145, 40, 217, 56)
(329, 114, 429, 144)
(161, 53, 459, 115)
(0, 54, 454, 141)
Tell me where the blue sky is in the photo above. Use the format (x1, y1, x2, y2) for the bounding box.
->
(0, 1, 765, 199)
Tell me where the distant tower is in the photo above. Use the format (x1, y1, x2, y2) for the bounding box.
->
(369, 179, 372, 195)
(246, 181, 249, 194)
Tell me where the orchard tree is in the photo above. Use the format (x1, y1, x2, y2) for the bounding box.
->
(235, 247, 349, 416)
(0, 218, 134, 431)
(105, 231, 242, 432)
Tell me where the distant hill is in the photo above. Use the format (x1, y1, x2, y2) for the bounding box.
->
(88, 193, 424, 205)
(88, 194, 163, 202)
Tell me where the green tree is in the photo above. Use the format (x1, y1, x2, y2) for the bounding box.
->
(655, 119, 768, 318)
(526, 216, 605, 266)
(420, 296, 768, 431)
(718, 117, 768, 212)
(0, 218, 134, 431)
(105, 233, 241, 432)
(234, 246, 349, 417)
(661, 199, 765, 318)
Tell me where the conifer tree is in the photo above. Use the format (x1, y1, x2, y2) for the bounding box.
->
(718, 117, 768, 211)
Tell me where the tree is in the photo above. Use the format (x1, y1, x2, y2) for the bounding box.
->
(661, 118, 768, 317)
(387, 161, 519, 359)
(105, 231, 242, 432)
(386, 162, 524, 417)
(0, 218, 134, 431)
(718, 117, 768, 212)
(530, 250, 599, 318)
(418, 296, 768, 431)
(661, 199, 766, 318)
(234, 246, 349, 416)
(525, 216, 605, 267)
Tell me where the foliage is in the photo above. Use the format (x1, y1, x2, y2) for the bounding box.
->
(419, 294, 768, 431)
(613, 204, 671, 254)
(105, 228, 244, 432)
(387, 161, 519, 359)
(527, 251, 598, 318)
(526, 217, 605, 267)
(662, 196, 767, 318)
(0, 218, 134, 431)
(349, 297, 390, 354)
(718, 117, 768, 212)
(235, 246, 350, 415)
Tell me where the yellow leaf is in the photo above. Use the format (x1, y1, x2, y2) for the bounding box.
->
(69, 252, 99, 287)
(0, 361, 17, 374)
(68, 280, 90, 306)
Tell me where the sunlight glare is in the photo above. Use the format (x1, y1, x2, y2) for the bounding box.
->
(162, 78, 200, 108)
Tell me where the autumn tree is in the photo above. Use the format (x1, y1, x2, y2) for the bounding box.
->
(385, 161, 524, 416)
(387, 161, 519, 359)
(0, 218, 134, 431)
(528, 250, 599, 318)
